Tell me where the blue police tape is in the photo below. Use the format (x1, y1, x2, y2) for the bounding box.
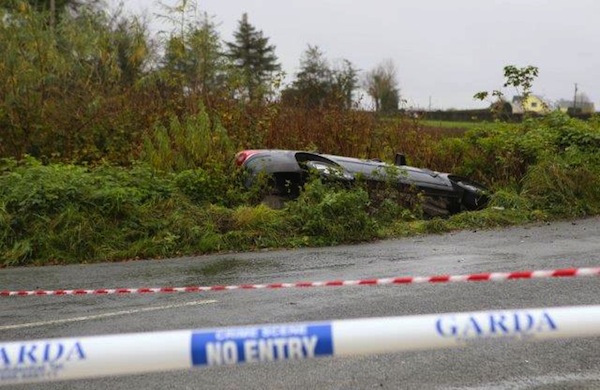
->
(1, 305, 599, 385)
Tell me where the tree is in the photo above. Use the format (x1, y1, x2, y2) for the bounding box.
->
(0, 2, 157, 161)
(161, 11, 226, 98)
(502, 65, 539, 101)
(330, 59, 358, 109)
(1, 0, 89, 12)
(474, 65, 539, 117)
(156, 0, 230, 106)
(1, 0, 101, 27)
(363, 59, 400, 113)
(186, 14, 226, 97)
(282, 45, 357, 108)
(284, 45, 330, 107)
(225, 13, 280, 101)
(112, 15, 151, 87)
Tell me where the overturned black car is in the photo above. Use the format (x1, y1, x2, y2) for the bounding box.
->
(235, 149, 489, 217)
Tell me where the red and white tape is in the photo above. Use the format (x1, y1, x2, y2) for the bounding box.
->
(1, 267, 599, 297)
(0, 267, 600, 297)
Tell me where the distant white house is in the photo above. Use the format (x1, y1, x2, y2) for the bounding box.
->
(557, 100, 595, 114)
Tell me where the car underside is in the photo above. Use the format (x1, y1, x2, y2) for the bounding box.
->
(235, 149, 489, 217)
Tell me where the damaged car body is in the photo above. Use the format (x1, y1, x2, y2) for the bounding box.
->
(235, 149, 489, 217)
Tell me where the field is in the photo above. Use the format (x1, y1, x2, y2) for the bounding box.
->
(420, 119, 497, 131)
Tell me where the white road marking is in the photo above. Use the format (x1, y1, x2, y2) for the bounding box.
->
(0, 299, 217, 330)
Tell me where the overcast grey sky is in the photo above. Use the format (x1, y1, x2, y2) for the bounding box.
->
(119, 0, 599, 110)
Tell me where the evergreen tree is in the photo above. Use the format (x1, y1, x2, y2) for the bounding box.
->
(162, 12, 225, 98)
(187, 14, 226, 97)
(282, 45, 357, 109)
(226, 13, 280, 101)
(286, 45, 331, 108)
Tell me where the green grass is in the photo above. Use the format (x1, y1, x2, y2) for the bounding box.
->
(420, 119, 506, 131)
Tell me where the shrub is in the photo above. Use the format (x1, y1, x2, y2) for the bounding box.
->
(488, 189, 533, 211)
(522, 152, 600, 217)
(140, 104, 235, 172)
(174, 168, 228, 205)
(0, 158, 178, 265)
(287, 179, 377, 244)
(228, 204, 292, 248)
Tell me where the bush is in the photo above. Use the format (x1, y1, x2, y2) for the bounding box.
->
(287, 179, 378, 244)
(522, 152, 600, 217)
(488, 189, 533, 211)
(0, 158, 176, 265)
(140, 104, 235, 172)
(174, 168, 228, 205)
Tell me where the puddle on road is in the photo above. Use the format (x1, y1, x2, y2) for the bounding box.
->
(132, 257, 274, 283)
(183, 258, 281, 285)
(190, 258, 265, 276)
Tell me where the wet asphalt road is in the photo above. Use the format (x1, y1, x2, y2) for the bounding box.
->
(1, 217, 600, 389)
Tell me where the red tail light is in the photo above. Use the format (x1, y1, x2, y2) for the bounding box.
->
(234, 150, 259, 166)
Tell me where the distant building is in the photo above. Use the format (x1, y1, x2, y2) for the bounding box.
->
(557, 100, 595, 114)
(510, 95, 552, 115)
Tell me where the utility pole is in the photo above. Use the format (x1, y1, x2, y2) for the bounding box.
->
(573, 83, 578, 111)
